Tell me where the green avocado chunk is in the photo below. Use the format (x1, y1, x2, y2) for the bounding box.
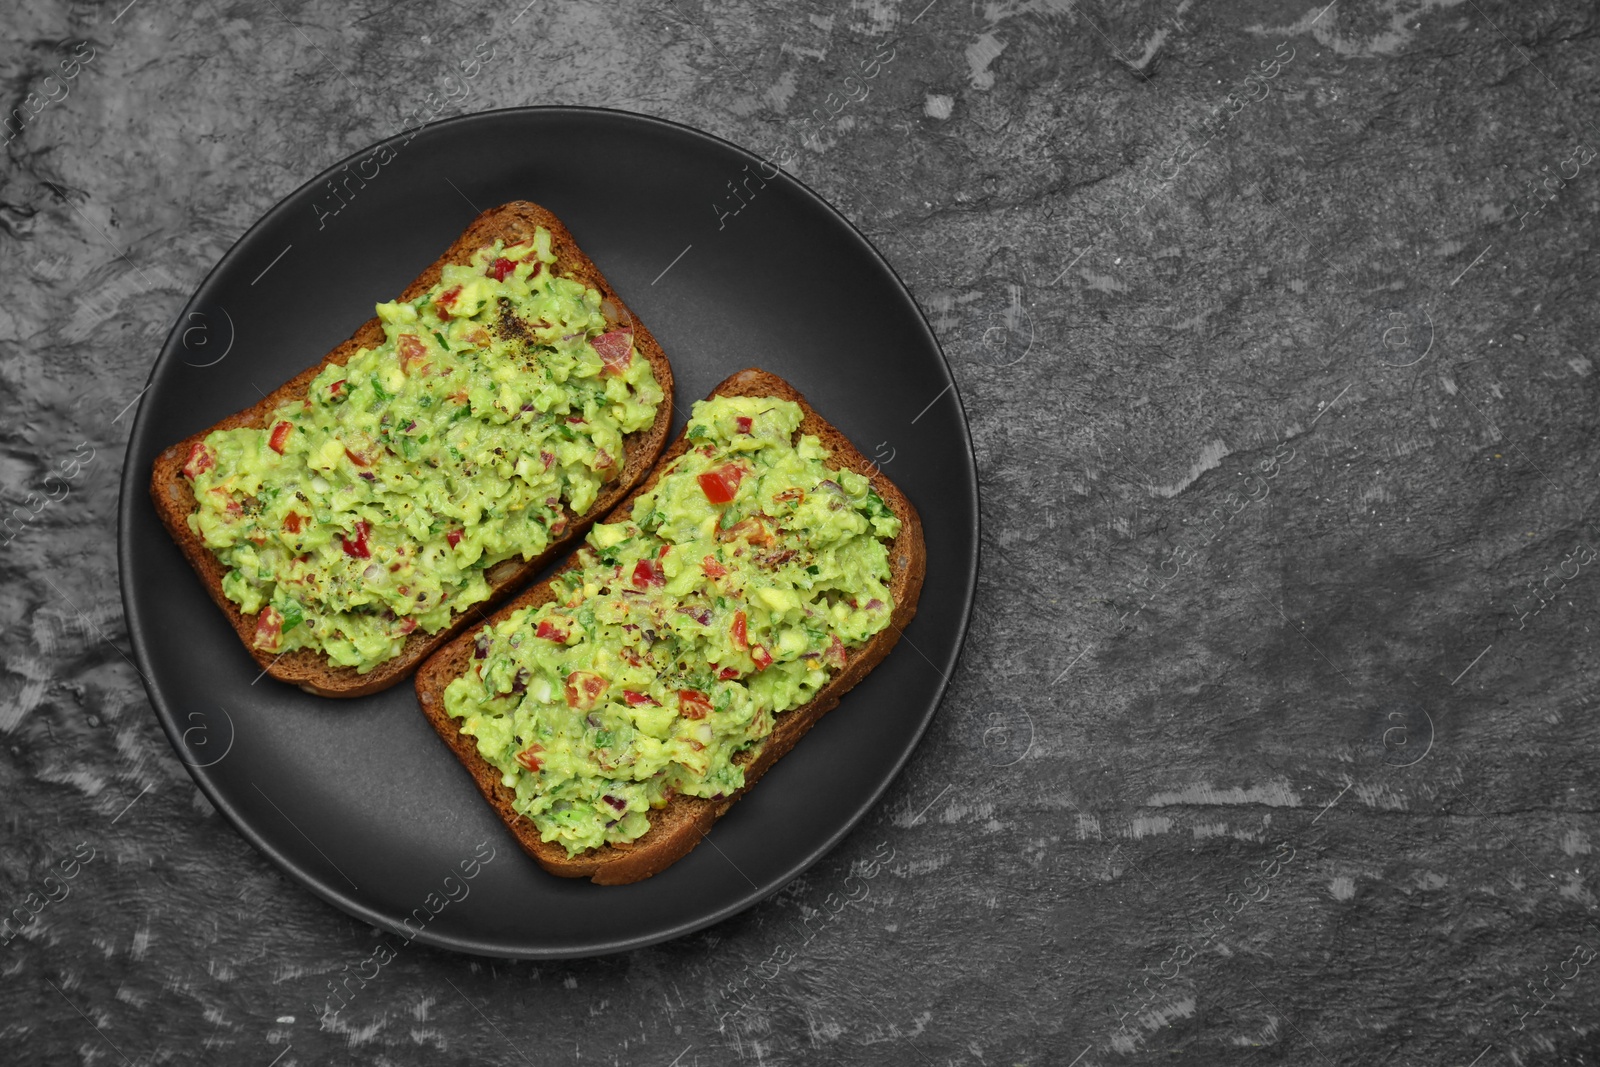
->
(442, 395, 901, 856)
(184, 228, 664, 673)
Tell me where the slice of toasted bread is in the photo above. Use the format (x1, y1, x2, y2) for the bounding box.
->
(149, 201, 675, 697)
(414, 368, 927, 884)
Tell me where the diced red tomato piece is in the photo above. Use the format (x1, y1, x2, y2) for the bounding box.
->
(719, 667, 740, 680)
(182, 441, 215, 478)
(329, 379, 346, 397)
(720, 517, 773, 546)
(268, 420, 292, 454)
(516, 743, 544, 772)
(535, 619, 569, 642)
(398, 617, 418, 635)
(252, 606, 282, 651)
(397, 333, 428, 374)
(632, 559, 665, 590)
(622, 689, 658, 706)
(735, 416, 752, 434)
(446, 529, 463, 548)
(697, 464, 745, 505)
(824, 634, 848, 668)
(340, 520, 371, 559)
(540, 451, 555, 470)
(565, 671, 607, 709)
(591, 330, 633, 376)
(730, 610, 748, 651)
(488, 257, 517, 281)
(702, 556, 727, 579)
(435, 285, 462, 319)
(678, 689, 712, 720)
(751, 644, 774, 670)
(283, 512, 304, 534)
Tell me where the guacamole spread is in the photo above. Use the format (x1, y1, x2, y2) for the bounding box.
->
(181, 229, 664, 672)
(442, 395, 901, 855)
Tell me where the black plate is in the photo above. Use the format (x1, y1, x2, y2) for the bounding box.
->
(118, 106, 977, 958)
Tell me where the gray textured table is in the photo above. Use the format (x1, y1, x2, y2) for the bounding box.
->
(4, 0, 1599, 1063)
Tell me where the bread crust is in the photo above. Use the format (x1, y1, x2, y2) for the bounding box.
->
(148, 201, 675, 697)
(414, 369, 927, 884)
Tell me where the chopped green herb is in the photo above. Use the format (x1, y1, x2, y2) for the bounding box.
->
(276, 599, 305, 633)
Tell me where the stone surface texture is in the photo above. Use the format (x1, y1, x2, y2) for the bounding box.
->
(3, 0, 1600, 1064)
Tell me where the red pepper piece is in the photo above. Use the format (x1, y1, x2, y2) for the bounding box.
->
(678, 689, 712, 720)
(697, 464, 745, 504)
(340, 520, 371, 559)
(253, 606, 282, 650)
(435, 285, 462, 320)
(182, 441, 215, 478)
(592, 330, 633, 376)
(268, 420, 292, 454)
(632, 559, 665, 590)
(565, 671, 607, 709)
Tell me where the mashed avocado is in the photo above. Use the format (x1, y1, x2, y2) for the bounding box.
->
(182, 228, 664, 672)
(442, 396, 901, 855)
